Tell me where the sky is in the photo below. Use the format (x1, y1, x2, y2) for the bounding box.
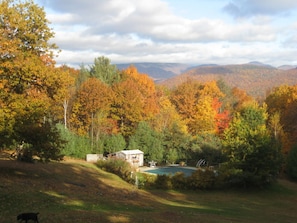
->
(35, 0, 297, 67)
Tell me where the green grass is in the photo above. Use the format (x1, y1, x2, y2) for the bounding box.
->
(1, 154, 297, 223)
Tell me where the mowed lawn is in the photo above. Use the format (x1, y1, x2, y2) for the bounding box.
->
(0, 151, 297, 223)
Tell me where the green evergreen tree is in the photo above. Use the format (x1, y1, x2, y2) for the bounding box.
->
(58, 124, 92, 159)
(103, 134, 126, 154)
(16, 121, 66, 162)
(162, 122, 191, 164)
(90, 56, 121, 85)
(128, 122, 163, 163)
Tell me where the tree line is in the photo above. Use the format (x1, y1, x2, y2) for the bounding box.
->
(1, 0, 297, 187)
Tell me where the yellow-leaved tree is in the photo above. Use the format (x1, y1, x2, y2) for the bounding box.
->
(152, 86, 187, 134)
(0, 0, 69, 161)
(170, 79, 224, 135)
(265, 85, 297, 154)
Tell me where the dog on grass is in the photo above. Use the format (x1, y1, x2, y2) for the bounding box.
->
(17, 212, 39, 222)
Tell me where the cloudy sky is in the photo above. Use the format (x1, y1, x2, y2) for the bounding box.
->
(35, 0, 297, 67)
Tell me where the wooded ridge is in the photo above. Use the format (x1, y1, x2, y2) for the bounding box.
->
(118, 62, 297, 99)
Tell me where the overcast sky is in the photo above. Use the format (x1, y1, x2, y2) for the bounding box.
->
(35, 0, 297, 67)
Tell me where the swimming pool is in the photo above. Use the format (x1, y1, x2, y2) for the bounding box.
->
(144, 166, 196, 177)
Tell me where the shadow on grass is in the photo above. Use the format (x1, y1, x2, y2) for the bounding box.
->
(0, 156, 297, 223)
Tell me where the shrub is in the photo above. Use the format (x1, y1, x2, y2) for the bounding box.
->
(137, 173, 157, 189)
(188, 168, 216, 190)
(212, 164, 233, 188)
(97, 158, 134, 182)
(220, 164, 277, 189)
(171, 172, 187, 190)
(155, 174, 172, 190)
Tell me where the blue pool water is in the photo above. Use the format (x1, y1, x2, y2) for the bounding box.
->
(144, 166, 196, 177)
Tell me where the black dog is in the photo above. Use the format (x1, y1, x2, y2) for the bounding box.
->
(17, 212, 39, 222)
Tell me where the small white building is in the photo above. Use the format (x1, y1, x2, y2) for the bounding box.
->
(86, 154, 103, 162)
(116, 149, 144, 167)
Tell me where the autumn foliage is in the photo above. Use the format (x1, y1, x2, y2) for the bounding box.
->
(0, 0, 69, 161)
(2, 0, 297, 187)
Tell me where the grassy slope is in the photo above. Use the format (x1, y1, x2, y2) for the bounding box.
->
(1, 151, 297, 223)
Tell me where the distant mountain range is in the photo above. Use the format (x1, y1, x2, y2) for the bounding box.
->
(115, 62, 193, 81)
(115, 62, 297, 98)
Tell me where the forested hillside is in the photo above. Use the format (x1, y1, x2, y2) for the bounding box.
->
(160, 63, 297, 99)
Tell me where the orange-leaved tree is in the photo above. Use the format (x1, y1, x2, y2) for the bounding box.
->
(70, 77, 114, 139)
(111, 66, 159, 137)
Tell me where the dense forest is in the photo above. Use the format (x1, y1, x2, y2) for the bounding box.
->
(1, 0, 297, 187)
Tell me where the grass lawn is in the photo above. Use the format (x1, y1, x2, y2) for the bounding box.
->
(1, 150, 297, 223)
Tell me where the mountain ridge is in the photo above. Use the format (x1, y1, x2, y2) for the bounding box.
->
(159, 63, 297, 99)
(115, 62, 297, 98)
(115, 62, 193, 81)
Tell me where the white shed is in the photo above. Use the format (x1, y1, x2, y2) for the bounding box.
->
(116, 149, 144, 167)
(86, 154, 103, 162)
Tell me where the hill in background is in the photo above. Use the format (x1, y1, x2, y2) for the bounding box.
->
(159, 62, 297, 99)
(115, 62, 193, 81)
(114, 62, 297, 98)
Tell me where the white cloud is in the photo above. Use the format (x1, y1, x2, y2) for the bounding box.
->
(36, 0, 297, 67)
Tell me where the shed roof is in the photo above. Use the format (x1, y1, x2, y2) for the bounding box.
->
(120, 149, 143, 155)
